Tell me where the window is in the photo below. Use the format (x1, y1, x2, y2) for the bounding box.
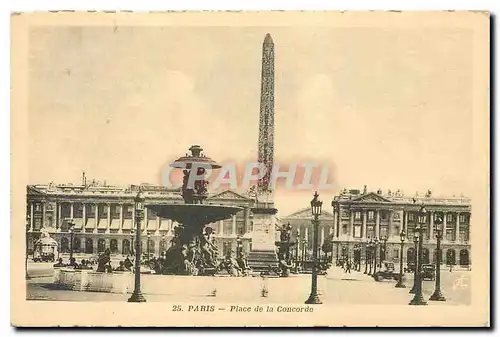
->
(98, 204, 107, 218)
(459, 215, 466, 223)
(223, 242, 232, 256)
(380, 211, 387, 220)
(380, 226, 388, 238)
(61, 203, 71, 218)
(446, 213, 453, 222)
(86, 204, 96, 218)
(110, 204, 120, 219)
(74, 203, 83, 218)
(35, 203, 41, 211)
(368, 211, 374, 220)
(459, 226, 469, 242)
(367, 226, 375, 238)
(353, 225, 362, 238)
(237, 222, 245, 235)
(355, 211, 361, 220)
(409, 213, 415, 221)
(223, 221, 232, 235)
(45, 213, 53, 227)
(393, 248, 400, 259)
(123, 204, 133, 219)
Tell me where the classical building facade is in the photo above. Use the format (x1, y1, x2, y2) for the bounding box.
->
(281, 207, 334, 257)
(282, 187, 472, 266)
(26, 182, 259, 259)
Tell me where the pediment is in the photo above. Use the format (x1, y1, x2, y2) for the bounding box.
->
(27, 185, 46, 196)
(352, 192, 391, 203)
(208, 190, 252, 201)
(284, 207, 333, 220)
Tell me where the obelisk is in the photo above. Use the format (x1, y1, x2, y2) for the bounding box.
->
(257, 33, 275, 196)
(248, 33, 279, 273)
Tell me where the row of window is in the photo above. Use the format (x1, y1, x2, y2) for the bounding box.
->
(348, 210, 468, 223)
(340, 224, 469, 241)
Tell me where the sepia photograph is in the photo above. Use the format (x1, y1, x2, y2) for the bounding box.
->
(10, 11, 490, 327)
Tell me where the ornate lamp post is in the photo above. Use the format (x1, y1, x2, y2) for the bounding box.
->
(128, 190, 146, 303)
(285, 223, 292, 261)
(130, 228, 135, 255)
(380, 235, 388, 262)
(367, 238, 373, 275)
(305, 191, 323, 305)
(236, 235, 243, 259)
(363, 238, 369, 274)
(147, 233, 151, 260)
(25, 215, 31, 280)
(373, 237, 379, 274)
(68, 219, 75, 263)
(295, 229, 300, 273)
(395, 229, 406, 288)
(409, 233, 419, 293)
(429, 214, 446, 301)
(301, 238, 307, 268)
(409, 206, 427, 306)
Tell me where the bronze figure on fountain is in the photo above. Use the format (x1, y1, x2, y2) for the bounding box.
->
(275, 222, 295, 277)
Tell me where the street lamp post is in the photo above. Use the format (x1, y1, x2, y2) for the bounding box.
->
(429, 214, 446, 301)
(373, 237, 379, 274)
(285, 223, 292, 261)
(363, 238, 369, 274)
(409, 206, 427, 306)
(68, 219, 75, 264)
(128, 190, 146, 303)
(302, 238, 307, 269)
(305, 191, 323, 305)
(380, 235, 388, 263)
(395, 230, 406, 288)
(367, 238, 373, 275)
(25, 215, 31, 280)
(236, 235, 243, 259)
(295, 229, 300, 273)
(130, 228, 135, 255)
(147, 233, 151, 261)
(409, 233, 419, 293)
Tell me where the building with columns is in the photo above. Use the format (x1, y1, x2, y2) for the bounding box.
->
(282, 187, 472, 267)
(281, 207, 334, 257)
(26, 182, 258, 259)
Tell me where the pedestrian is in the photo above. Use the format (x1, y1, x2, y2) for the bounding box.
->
(346, 260, 351, 273)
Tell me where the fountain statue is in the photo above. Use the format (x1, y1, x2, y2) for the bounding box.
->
(148, 145, 243, 276)
(275, 223, 295, 277)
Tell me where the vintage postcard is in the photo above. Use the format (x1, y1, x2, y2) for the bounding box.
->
(11, 11, 490, 327)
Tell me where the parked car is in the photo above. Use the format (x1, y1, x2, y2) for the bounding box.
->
(405, 261, 416, 273)
(421, 264, 436, 280)
(373, 261, 400, 282)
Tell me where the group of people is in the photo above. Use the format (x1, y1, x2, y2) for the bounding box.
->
(53, 257, 94, 270)
(217, 252, 251, 276)
(336, 258, 359, 273)
(53, 251, 135, 273)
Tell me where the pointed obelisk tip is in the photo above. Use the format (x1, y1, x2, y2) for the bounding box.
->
(264, 33, 274, 44)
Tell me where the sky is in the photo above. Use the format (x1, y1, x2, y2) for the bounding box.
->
(27, 25, 474, 216)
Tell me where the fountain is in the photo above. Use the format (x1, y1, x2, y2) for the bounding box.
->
(147, 145, 243, 276)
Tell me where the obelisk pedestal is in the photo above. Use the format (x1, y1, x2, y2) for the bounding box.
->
(247, 207, 279, 273)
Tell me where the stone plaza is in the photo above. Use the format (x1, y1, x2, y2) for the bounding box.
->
(26, 261, 470, 306)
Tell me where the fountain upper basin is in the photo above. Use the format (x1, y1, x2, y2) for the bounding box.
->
(147, 204, 243, 225)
